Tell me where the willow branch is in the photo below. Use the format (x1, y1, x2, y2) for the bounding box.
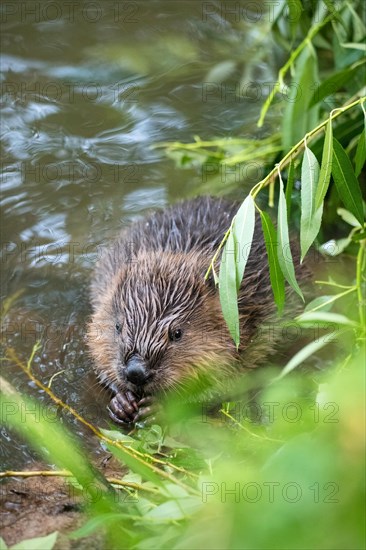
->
(0, 469, 159, 494)
(5, 348, 199, 494)
(252, 95, 365, 199)
(257, 10, 342, 127)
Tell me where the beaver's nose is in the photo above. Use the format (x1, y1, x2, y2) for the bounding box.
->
(125, 355, 148, 386)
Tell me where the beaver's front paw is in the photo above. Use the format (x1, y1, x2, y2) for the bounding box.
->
(133, 396, 160, 426)
(107, 390, 139, 426)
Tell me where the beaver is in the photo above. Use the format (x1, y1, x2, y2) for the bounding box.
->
(87, 196, 309, 425)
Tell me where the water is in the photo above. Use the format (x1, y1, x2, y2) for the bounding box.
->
(1, 0, 279, 467)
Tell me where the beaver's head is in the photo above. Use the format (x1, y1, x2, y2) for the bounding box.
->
(87, 251, 238, 398)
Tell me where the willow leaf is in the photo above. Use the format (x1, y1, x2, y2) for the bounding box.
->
(285, 159, 295, 220)
(260, 211, 285, 313)
(276, 337, 334, 380)
(315, 120, 333, 210)
(337, 207, 361, 227)
(232, 195, 255, 291)
(219, 230, 240, 347)
(332, 138, 364, 226)
(286, 0, 303, 38)
(296, 311, 358, 327)
(301, 147, 323, 260)
(282, 46, 319, 150)
(11, 532, 59, 550)
(277, 176, 304, 300)
(304, 295, 334, 313)
(308, 63, 365, 107)
(354, 127, 366, 178)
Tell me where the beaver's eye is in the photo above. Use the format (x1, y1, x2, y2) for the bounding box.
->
(115, 323, 122, 334)
(169, 328, 182, 342)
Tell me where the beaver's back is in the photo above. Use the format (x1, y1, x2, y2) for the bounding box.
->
(123, 196, 238, 255)
(91, 197, 241, 306)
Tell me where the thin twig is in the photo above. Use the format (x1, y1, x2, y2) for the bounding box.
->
(252, 95, 366, 199)
(5, 348, 200, 495)
(0, 469, 159, 494)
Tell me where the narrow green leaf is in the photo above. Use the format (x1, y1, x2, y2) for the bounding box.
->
(107, 442, 163, 488)
(296, 311, 358, 327)
(286, 0, 303, 38)
(304, 295, 334, 313)
(341, 42, 366, 51)
(322, 0, 344, 26)
(11, 532, 58, 550)
(161, 483, 189, 498)
(315, 120, 333, 209)
(122, 472, 142, 484)
(300, 147, 323, 260)
(277, 175, 304, 300)
(99, 428, 135, 444)
(232, 195, 255, 291)
(347, 4, 366, 41)
(260, 211, 285, 313)
(145, 497, 201, 521)
(337, 207, 361, 227)
(71, 514, 128, 539)
(276, 336, 335, 380)
(219, 230, 240, 347)
(309, 63, 365, 107)
(285, 159, 295, 219)
(282, 46, 319, 150)
(354, 128, 366, 177)
(332, 137, 364, 226)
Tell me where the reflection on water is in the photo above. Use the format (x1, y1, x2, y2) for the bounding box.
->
(1, 0, 278, 467)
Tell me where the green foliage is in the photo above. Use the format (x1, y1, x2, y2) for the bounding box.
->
(300, 146, 322, 260)
(219, 229, 240, 346)
(232, 196, 256, 293)
(315, 120, 333, 210)
(282, 44, 319, 151)
(196, 0, 366, 358)
(2, 348, 365, 549)
(219, 196, 255, 346)
(260, 211, 285, 313)
(2, 1, 365, 549)
(276, 173, 304, 300)
(332, 137, 364, 226)
(154, 3, 365, 357)
(285, 159, 295, 218)
(354, 123, 366, 177)
(0, 533, 58, 550)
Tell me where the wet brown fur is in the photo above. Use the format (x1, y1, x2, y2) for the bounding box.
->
(87, 196, 309, 401)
